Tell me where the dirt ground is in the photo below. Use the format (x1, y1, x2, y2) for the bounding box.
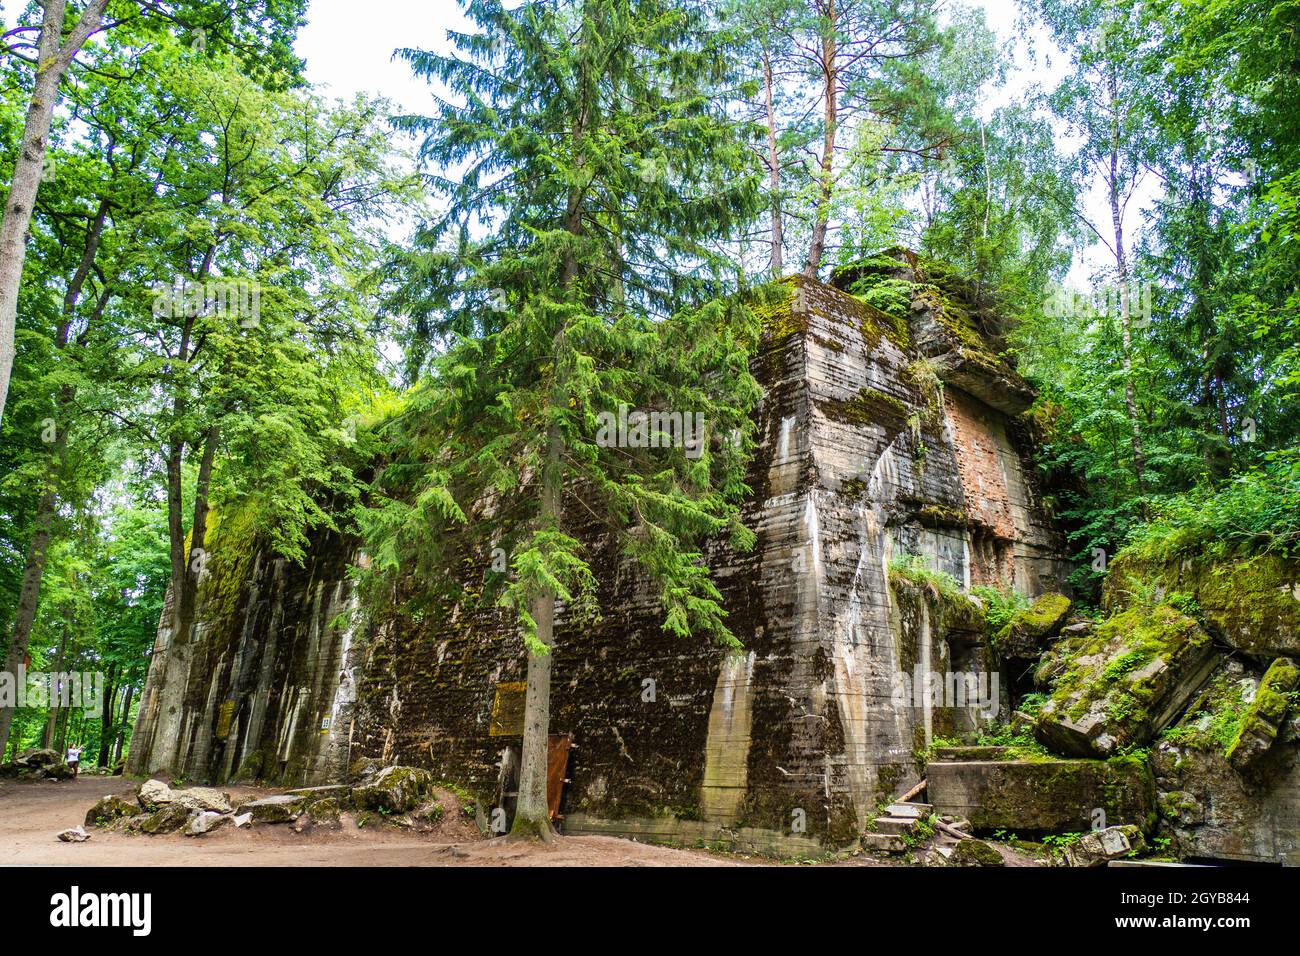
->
(0, 775, 1041, 866)
(0, 776, 756, 866)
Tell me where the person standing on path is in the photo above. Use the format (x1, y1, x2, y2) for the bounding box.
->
(65, 744, 82, 780)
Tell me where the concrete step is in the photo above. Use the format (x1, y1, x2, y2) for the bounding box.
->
(885, 802, 932, 819)
(872, 816, 915, 835)
(860, 832, 907, 853)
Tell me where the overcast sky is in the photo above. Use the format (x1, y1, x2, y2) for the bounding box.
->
(295, 0, 1145, 288)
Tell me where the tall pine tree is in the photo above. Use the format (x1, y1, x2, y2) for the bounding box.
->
(368, 0, 763, 839)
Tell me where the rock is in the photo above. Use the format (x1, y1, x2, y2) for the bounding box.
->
(57, 826, 90, 843)
(84, 794, 143, 829)
(236, 794, 306, 824)
(1034, 604, 1216, 757)
(137, 804, 192, 834)
(1105, 551, 1300, 656)
(947, 838, 1004, 866)
(286, 784, 351, 799)
(398, 799, 446, 831)
(185, 812, 231, 836)
(1059, 620, 1095, 639)
(928, 757, 1156, 834)
(996, 593, 1072, 658)
(232, 812, 252, 828)
(304, 796, 342, 829)
(347, 756, 384, 783)
(42, 762, 75, 780)
(1226, 658, 1299, 774)
(1157, 790, 1205, 827)
(859, 832, 906, 853)
(1063, 825, 1147, 867)
(137, 778, 232, 813)
(19, 748, 62, 768)
(352, 765, 434, 813)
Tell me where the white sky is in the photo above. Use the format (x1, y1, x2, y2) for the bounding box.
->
(295, 0, 1150, 289)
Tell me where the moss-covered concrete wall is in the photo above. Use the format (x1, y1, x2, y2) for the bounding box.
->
(130, 268, 1069, 849)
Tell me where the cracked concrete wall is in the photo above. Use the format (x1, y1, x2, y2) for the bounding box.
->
(128, 530, 360, 788)
(129, 271, 1068, 847)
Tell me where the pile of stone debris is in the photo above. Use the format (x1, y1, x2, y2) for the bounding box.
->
(2, 748, 76, 781)
(63, 765, 473, 844)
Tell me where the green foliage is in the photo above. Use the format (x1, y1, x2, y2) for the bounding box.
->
(971, 583, 1031, 637)
(888, 552, 962, 601)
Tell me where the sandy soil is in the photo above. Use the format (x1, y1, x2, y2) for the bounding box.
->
(1, 776, 1040, 866)
(0, 776, 755, 867)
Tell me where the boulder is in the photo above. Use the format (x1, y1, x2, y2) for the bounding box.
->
(137, 778, 232, 813)
(236, 794, 306, 824)
(18, 748, 62, 769)
(1105, 551, 1300, 656)
(137, 804, 192, 834)
(57, 826, 90, 843)
(946, 838, 1004, 866)
(185, 812, 232, 836)
(232, 812, 253, 828)
(352, 766, 434, 813)
(304, 796, 342, 829)
(927, 756, 1156, 834)
(85, 794, 143, 829)
(1226, 658, 1300, 773)
(1034, 604, 1216, 757)
(1063, 825, 1146, 867)
(996, 593, 1071, 658)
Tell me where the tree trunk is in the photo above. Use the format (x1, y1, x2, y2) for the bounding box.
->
(113, 684, 133, 766)
(509, 337, 566, 841)
(41, 625, 70, 750)
(98, 665, 117, 767)
(0, 481, 55, 750)
(0, 0, 107, 430)
(1107, 69, 1146, 493)
(803, 0, 837, 277)
(763, 50, 783, 276)
(0, 188, 111, 759)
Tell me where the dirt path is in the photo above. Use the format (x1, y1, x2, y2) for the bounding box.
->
(0, 776, 756, 866)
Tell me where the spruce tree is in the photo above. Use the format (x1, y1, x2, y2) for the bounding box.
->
(371, 0, 763, 839)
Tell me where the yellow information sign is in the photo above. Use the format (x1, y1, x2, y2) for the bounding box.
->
(489, 681, 527, 736)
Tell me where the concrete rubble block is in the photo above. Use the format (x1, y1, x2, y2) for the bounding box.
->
(996, 593, 1071, 659)
(928, 757, 1156, 834)
(20, 748, 63, 767)
(84, 794, 143, 829)
(137, 778, 232, 813)
(1226, 658, 1300, 773)
(137, 803, 192, 834)
(304, 796, 343, 829)
(236, 794, 307, 824)
(57, 826, 90, 843)
(1105, 551, 1300, 656)
(1062, 825, 1146, 867)
(859, 832, 907, 853)
(1034, 603, 1216, 757)
(351, 765, 434, 813)
(185, 811, 232, 836)
(946, 838, 1004, 866)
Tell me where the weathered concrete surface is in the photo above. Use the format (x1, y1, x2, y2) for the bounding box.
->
(927, 757, 1157, 834)
(1152, 660, 1300, 865)
(129, 267, 1068, 849)
(347, 272, 1065, 846)
(127, 523, 364, 787)
(1105, 551, 1300, 656)
(1033, 604, 1216, 757)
